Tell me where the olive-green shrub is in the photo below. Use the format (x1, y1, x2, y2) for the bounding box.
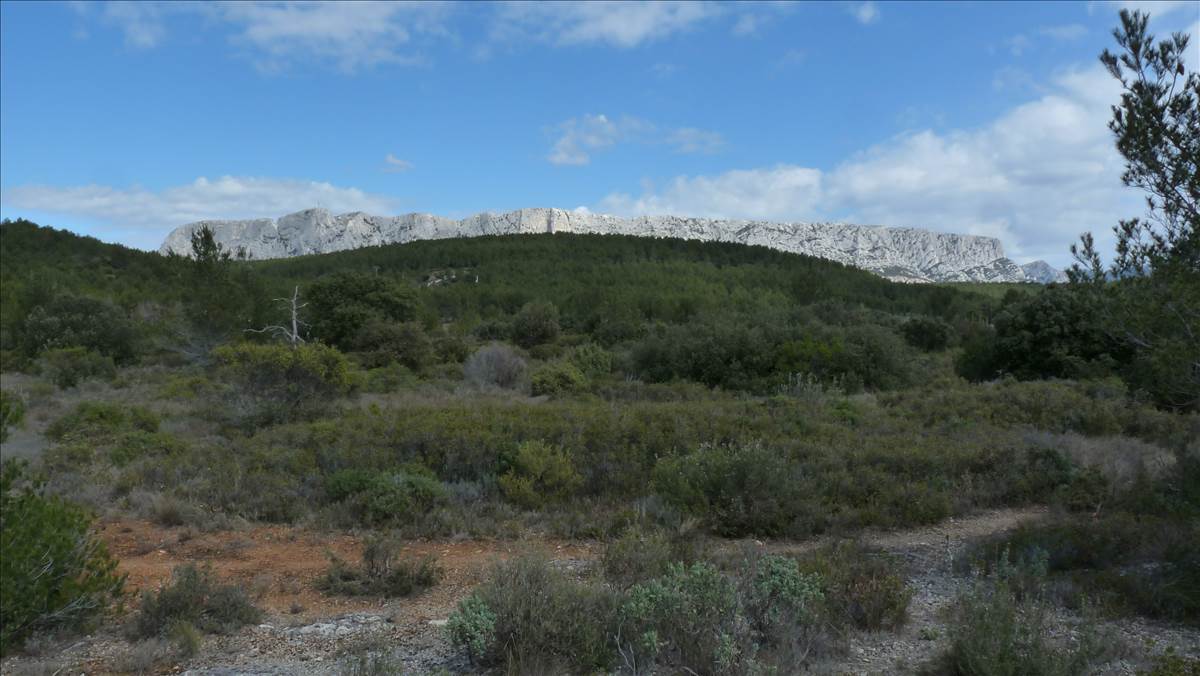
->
(498, 440, 583, 509)
(530, 360, 586, 396)
(1, 461, 124, 655)
(213, 341, 352, 425)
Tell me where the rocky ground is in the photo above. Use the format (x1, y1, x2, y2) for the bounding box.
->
(2, 507, 1195, 675)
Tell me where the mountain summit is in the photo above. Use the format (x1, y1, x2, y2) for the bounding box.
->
(159, 207, 1061, 284)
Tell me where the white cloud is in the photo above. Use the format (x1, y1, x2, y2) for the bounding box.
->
(1039, 24, 1088, 40)
(597, 67, 1139, 265)
(1006, 34, 1032, 57)
(219, 2, 449, 72)
(732, 13, 761, 37)
(548, 114, 627, 165)
(1, 176, 398, 247)
(85, 1, 167, 49)
(75, 1, 449, 72)
(548, 115, 724, 165)
(383, 154, 414, 172)
(666, 128, 726, 155)
(492, 1, 723, 48)
(849, 2, 880, 25)
(602, 166, 824, 220)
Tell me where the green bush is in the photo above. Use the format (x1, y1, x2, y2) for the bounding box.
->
(325, 468, 446, 527)
(462, 343, 526, 389)
(448, 553, 618, 672)
(511, 301, 560, 348)
(1, 460, 124, 655)
(305, 272, 419, 350)
(38, 347, 117, 388)
(602, 526, 687, 590)
(352, 320, 433, 372)
(498, 440, 583, 509)
(446, 593, 496, 665)
(796, 542, 912, 631)
(213, 341, 352, 425)
(653, 442, 811, 537)
(928, 580, 1106, 676)
(0, 389, 24, 442)
(621, 561, 747, 675)
(133, 563, 261, 639)
(530, 360, 587, 396)
(569, 343, 613, 378)
(21, 294, 136, 363)
(903, 317, 953, 352)
(46, 401, 159, 442)
(318, 534, 441, 597)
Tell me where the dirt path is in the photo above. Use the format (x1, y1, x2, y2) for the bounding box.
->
(2, 507, 1196, 675)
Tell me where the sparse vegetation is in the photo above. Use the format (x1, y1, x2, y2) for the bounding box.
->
(132, 564, 260, 639)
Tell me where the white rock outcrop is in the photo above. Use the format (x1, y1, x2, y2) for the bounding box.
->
(160, 207, 1060, 284)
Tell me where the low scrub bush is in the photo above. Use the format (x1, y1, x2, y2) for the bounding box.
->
(325, 468, 446, 527)
(530, 360, 587, 396)
(463, 343, 526, 389)
(569, 342, 612, 378)
(927, 579, 1107, 676)
(133, 563, 261, 639)
(511, 301, 560, 348)
(46, 401, 159, 442)
(318, 534, 441, 597)
(601, 525, 700, 590)
(213, 341, 352, 425)
(0, 389, 24, 442)
(446, 553, 619, 672)
(0, 460, 125, 655)
(621, 561, 747, 675)
(796, 542, 912, 631)
(38, 346, 117, 388)
(498, 440, 583, 509)
(653, 442, 813, 537)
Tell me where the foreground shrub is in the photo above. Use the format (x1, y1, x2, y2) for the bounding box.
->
(463, 343, 526, 389)
(796, 542, 912, 631)
(133, 564, 260, 639)
(973, 514, 1200, 624)
(621, 561, 747, 675)
(214, 341, 352, 425)
(498, 440, 583, 509)
(928, 580, 1106, 676)
(0, 389, 24, 442)
(602, 525, 700, 590)
(319, 534, 441, 597)
(447, 553, 618, 672)
(38, 347, 117, 388)
(530, 360, 587, 396)
(1, 460, 124, 655)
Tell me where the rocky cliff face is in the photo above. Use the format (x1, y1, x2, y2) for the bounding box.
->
(160, 207, 1060, 283)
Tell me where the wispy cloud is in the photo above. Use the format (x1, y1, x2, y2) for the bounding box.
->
(73, 1, 451, 72)
(1039, 24, 1088, 40)
(849, 2, 880, 25)
(598, 67, 1137, 264)
(548, 114, 725, 165)
(383, 154, 414, 173)
(491, 1, 724, 48)
(2, 176, 398, 242)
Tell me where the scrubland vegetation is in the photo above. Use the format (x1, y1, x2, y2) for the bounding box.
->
(0, 10, 1196, 674)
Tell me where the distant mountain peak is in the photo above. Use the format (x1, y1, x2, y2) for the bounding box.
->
(159, 207, 1061, 284)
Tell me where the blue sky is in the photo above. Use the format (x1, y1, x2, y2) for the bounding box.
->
(1, 1, 1197, 264)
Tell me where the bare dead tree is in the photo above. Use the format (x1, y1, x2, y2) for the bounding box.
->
(246, 286, 308, 347)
